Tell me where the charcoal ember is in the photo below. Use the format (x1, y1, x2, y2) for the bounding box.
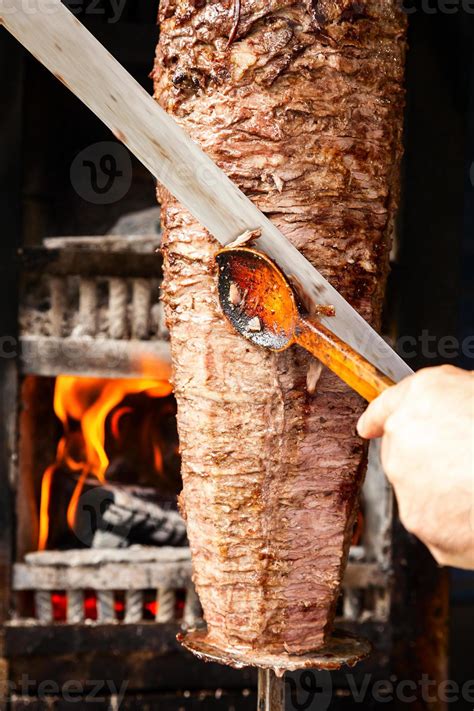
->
(91, 486, 188, 549)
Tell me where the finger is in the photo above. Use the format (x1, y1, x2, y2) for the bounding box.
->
(357, 377, 412, 439)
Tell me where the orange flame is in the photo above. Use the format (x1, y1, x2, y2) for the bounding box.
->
(66, 468, 89, 531)
(38, 464, 56, 553)
(38, 375, 173, 551)
(110, 406, 133, 441)
(153, 444, 164, 476)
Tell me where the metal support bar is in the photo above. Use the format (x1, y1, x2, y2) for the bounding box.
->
(257, 669, 285, 711)
(97, 591, 115, 623)
(67, 590, 85, 623)
(156, 588, 175, 623)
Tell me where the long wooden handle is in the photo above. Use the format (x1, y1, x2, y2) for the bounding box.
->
(296, 318, 395, 402)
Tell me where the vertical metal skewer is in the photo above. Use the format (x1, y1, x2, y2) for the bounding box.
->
(258, 669, 286, 711)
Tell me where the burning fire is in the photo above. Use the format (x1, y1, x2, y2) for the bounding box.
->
(38, 375, 174, 551)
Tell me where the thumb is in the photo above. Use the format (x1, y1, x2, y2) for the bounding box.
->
(357, 377, 412, 439)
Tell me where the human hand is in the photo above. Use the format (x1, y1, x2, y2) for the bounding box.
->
(357, 365, 474, 570)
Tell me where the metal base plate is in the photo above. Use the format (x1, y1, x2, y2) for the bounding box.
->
(178, 628, 371, 674)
